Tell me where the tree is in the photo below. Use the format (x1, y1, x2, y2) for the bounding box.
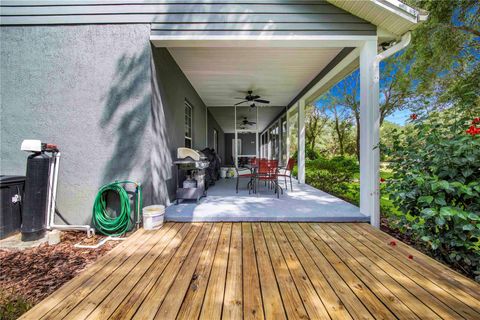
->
(403, 0, 480, 111)
(325, 60, 411, 160)
(305, 104, 329, 150)
(330, 103, 354, 156)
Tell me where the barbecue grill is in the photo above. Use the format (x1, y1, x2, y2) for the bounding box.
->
(173, 148, 209, 204)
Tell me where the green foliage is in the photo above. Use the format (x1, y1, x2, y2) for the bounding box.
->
(0, 292, 32, 320)
(403, 0, 479, 108)
(304, 156, 359, 195)
(383, 109, 480, 280)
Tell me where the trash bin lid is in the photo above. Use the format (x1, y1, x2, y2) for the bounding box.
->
(0, 175, 26, 186)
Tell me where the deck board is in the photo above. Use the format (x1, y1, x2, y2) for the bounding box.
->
(20, 222, 480, 320)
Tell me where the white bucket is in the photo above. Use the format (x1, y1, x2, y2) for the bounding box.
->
(142, 205, 165, 230)
(220, 167, 228, 179)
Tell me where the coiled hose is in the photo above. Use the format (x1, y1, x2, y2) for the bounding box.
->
(92, 180, 142, 236)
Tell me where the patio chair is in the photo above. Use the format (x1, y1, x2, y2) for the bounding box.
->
(277, 158, 296, 191)
(257, 159, 283, 198)
(235, 167, 255, 194)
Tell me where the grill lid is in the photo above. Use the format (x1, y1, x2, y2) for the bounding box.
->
(177, 147, 207, 161)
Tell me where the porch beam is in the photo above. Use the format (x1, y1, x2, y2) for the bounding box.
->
(359, 40, 380, 227)
(151, 35, 377, 48)
(297, 99, 306, 184)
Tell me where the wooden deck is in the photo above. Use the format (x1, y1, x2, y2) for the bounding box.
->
(21, 223, 480, 320)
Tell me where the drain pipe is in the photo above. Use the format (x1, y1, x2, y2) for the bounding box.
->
(47, 152, 95, 237)
(375, 32, 411, 67)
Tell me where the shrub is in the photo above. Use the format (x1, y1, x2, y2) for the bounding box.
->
(384, 111, 480, 280)
(305, 156, 359, 195)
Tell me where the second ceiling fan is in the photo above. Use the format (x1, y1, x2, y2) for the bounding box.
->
(234, 90, 270, 108)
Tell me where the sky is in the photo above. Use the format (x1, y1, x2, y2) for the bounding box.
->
(313, 58, 411, 126)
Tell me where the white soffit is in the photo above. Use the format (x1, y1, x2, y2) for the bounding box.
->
(327, 0, 425, 37)
(168, 47, 342, 107)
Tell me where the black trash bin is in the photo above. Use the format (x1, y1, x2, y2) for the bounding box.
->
(0, 175, 25, 239)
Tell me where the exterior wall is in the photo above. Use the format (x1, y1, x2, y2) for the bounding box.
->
(207, 110, 225, 164)
(151, 47, 208, 200)
(0, 25, 208, 224)
(1, 1, 376, 37)
(0, 24, 153, 225)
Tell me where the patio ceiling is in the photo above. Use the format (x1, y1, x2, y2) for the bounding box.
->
(208, 106, 285, 133)
(168, 47, 343, 107)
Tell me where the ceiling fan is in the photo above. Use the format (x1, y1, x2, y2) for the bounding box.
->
(234, 90, 270, 107)
(240, 116, 256, 126)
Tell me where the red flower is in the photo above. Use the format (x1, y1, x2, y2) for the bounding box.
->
(466, 125, 480, 136)
(408, 254, 414, 260)
(380, 178, 386, 183)
(389, 240, 397, 247)
(472, 117, 480, 124)
(410, 114, 418, 120)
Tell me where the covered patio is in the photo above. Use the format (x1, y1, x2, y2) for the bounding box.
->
(165, 178, 368, 222)
(152, 4, 409, 225)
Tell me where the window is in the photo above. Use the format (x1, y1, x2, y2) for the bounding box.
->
(213, 129, 218, 152)
(184, 101, 192, 148)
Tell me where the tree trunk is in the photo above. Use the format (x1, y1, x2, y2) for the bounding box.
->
(334, 117, 345, 156)
(355, 113, 360, 161)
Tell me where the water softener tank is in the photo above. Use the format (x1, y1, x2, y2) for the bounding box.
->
(21, 152, 50, 241)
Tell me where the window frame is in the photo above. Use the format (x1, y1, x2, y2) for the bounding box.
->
(184, 100, 193, 148)
(213, 128, 218, 152)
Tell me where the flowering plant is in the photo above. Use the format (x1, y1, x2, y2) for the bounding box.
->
(383, 109, 480, 280)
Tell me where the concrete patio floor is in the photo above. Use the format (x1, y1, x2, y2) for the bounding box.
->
(165, 178, 368, 222)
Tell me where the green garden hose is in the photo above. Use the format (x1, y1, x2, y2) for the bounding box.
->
(92, 180, 142, 236)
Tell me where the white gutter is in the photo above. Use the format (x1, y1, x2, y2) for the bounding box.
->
(376, 32, 411, 63)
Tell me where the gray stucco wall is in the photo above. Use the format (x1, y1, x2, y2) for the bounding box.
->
(207, 110, 225, 164)
(0, 25, 208, 225)
(0, 24, 153, 225)
(151, 47, 207, 201)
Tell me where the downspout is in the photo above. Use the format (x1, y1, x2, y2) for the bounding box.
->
(375, 32, 411, 65)
(368, 32, 411, 228)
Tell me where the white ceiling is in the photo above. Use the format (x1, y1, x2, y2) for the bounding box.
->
(168, 47, 343, 107)
(209, 106, 285, 133)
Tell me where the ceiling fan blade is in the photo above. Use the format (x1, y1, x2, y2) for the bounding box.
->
(254, 99, 270, 104)
(248, 121, 256, 125)
(234, 100, 247, 106)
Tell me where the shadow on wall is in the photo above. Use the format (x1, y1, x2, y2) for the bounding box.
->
(150, 45, 173, 205)
(99, 45, 168, 206)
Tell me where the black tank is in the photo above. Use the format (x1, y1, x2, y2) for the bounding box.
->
(21, 152, 50, 241)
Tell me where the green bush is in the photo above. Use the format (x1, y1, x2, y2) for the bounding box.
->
(305, 156, 359, 195)
(384, 111, 480, 280)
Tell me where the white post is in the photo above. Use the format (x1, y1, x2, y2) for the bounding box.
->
(256, 106, 259, 157)
(286, 107, 290, 162)
(297, 100, 306, 184)
(359, 40, 380, 227)
(234, 105, 238, 168)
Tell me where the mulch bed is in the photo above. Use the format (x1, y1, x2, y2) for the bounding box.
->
(0, 231, 118, 319)
(380, 216, 478, 282)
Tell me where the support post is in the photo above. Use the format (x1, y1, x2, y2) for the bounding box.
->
(286, 107, 290, 162)
(298, 100, 306, 184)
(359, 40, 380, 227)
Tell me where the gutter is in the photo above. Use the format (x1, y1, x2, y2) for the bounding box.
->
(376, 31, 411, 63)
